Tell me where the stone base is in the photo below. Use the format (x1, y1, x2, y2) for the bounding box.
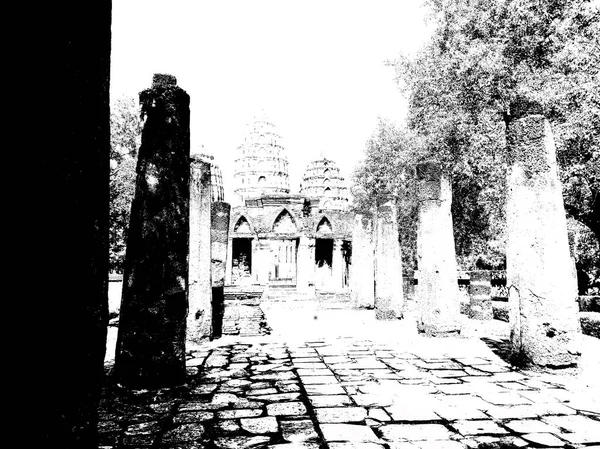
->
(417, 318, 461, 337)
(376, 309, 402, 320)
(468, 301, 493, 320)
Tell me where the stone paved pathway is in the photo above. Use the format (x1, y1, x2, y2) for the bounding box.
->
(101, 298, 600, 448)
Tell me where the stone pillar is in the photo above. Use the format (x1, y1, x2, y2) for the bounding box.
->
(374, 200, 404, 319)
(225, 237, 233, 285)
(211, 202, 231, 338)
(188, 157, 212, 343)
(506, 112, 581, 367)
(416, 161, 462, 336)
(332, 239, 345, 293)
(469, 271, 493, 320)
(297, 236, 316, 293)
(350, 214, 375, 309)
(115, 74, 190, 388)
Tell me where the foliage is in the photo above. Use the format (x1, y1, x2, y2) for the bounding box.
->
(352, 118, 421, 272)
(385, 0, 599, 271)
(109, 96, 141, 272)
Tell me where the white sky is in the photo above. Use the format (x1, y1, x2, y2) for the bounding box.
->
(110, 0, 432, 201)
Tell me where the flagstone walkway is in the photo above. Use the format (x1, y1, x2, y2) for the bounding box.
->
(101, 299, 600, 448)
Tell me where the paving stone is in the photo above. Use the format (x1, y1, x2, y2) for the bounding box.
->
(451, 419, 509, 436)
(320, 424, 380, 442)
(454, 357, 493, 365)
(475, 364, 510, 373)
(247, 388, 278, 396)
(162, 423, 205, 443)
(504, 419, 561, 434)
(368, 408, 392, 422)
(276, 381, 301, 392)
(436, 383, 474, 395)
(249, 381, 273, 390)
(328, 443, 386, 449)
(217, 409, 263, 419)
(280, 419, 319, 442)
(463, 436, 529, 448)
(299, 375, 338, 384)
(543, 414, 600, 434)
(215, 419, 240, 432)
(268, 443, 320, 449)
(433, 404, 488, 420)
(173, 411, 213, 423)
(309, 394, 352, 407)
(267, 401, 307, 416)
(559, 431, 600, 444)
(224, 378, 252, 387)
(352, 393, 394, 407)
(413, 441, 465, 449)
(315, 407, 368, 423)
(122, 433, 156, 446)
(484, 405, 540, 419)
(179, 401, 224, 411)
(304, 384, 347, 395)
(385, 405, 441, 422)
(205, 353, 229, 367)
(297, 368, 334, 376)
(240, 416, 279, 433)
(252, 371, 296, 381)
(251, 392, 301, 402)
(214, 435, 271, 449)
(479, 391, 532, 406)
(521, 432, 566, 447)
(125, 421, 161, 435)
(192, 383, 218, 394)
(379, 423, 453, 441)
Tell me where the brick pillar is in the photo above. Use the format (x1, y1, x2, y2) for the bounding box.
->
(416, 161, 462, 336)
(469, 271, 493, 320)
(297, 236, 316, 293)
(115, 74, 190, 388)
(506, 111, 581, 367)
(350, 214, 375, 309)
(225, 237, 233, 285)
(332, 239, 345, 292)
(188, 156, 212, 343)
(211, 202, 230, 339)
(374, 199, 404, 319)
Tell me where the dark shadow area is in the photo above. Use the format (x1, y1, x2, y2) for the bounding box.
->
(480, 337, 530, 369)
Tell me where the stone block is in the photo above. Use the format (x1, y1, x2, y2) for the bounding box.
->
(351, 214, 375, 309)
(580, 312, 600, 338)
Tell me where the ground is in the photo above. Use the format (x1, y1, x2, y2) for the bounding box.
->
(102, 297, 600, 448)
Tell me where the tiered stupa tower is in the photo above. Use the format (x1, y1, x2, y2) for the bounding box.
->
(300, 158, 349, 210)
(233, 112, 290, 204)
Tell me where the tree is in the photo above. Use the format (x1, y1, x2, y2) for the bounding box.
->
(110, 96, 141, 272)
(390, 0, 599, 271)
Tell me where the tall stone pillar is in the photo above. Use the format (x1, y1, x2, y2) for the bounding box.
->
(469, 271, 493, 320)
(350, 214, 375, 309)
(297, 236, 316, 293)
(188, 156, 212, 343)
(374, 200, 404, 319)
(115, 74, 190, 388)
(332, 239, 345, 293)
(506, 112, 581, 367)
(416, 161, 461, 336)
(211, 202, 231, 338)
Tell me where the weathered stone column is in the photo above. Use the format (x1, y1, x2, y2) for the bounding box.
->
(332, 239, 345, 293)
(297, 236, 315, 293)
(188, 156, 212, 343)
(350, 214, 375, 309)
(374, 200, 404, 319)
(211, 202, 230, 338)
(506, 112, 581, 367)
(115, 74, 190, 388)
(469, 271, 493, 320)
(416, 161, 462, 336)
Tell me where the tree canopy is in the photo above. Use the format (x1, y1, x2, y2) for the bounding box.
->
(110, 96, 141, 272)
